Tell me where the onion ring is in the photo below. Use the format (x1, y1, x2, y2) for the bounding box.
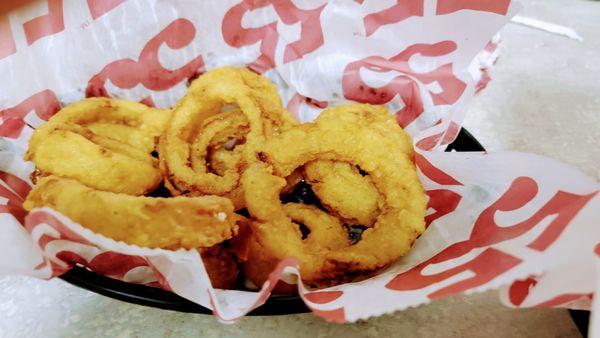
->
(25, 98, 169, 195)
(24, 176, 239, 250)
(160, 67, 297, 208)
(303, 104, 414, 226)
(304, 160, 381, 226)
(242, 104, 426, 286)
(234, 202, 349, 288)
(280, 167, 305, 197)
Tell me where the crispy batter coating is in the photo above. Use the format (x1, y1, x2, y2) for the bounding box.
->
(280, 167, 305, 197)
(303, 104, 414, 227)
(242, 104, 426, 287)
(25, 98, 170, 195)
(160, 67, 297, 207)
(233, 203, 348, 290)
(304, 160, 381, 226)
(24, 176, 238, 250)
(190, 110, 248, 187)
(313, 104, 413, 155)
(24, 70, 426, 291)
(283, 203, 349, 251)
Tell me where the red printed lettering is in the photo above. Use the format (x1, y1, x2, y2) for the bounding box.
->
(525, 190, 597, 251)
(304, 291, 343, 304)
(475, 69, 492, 93)
(55, 251, 87, 267)
(0, 0, 124, 60)
(437, 0, 511, 16)
(139, 96, 156, 108)
(342, 41, 467, 128)
(0, 89, 60, 139)
(286, 93, 305, 120)
(425, 189, 462, 227)
(222, 0, 325, 73)
(415, 121, 462, 151)
(0, 171, 31, 225)
(391, 248, 520, 299)
(26, 210, 90, 244)
(441, 122, 461, 145)
(508, 277, 537, 306)
(0, 15, 16, 59)
(533, 293, 592, 307)
(363, 0, 424, 36)
(87, 0, 126, 20)
(415, 153, 462, 186)
(387, 177, 596, 297)
(23, 0, 65, 46)
(0, 171, 31, 199)
(484, 40, 499, 53)
(86, 18, 204, 98)
(285, 93, 328, 120)
(89, 251, 148, 279)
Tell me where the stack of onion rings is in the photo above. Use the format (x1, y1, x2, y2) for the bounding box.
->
(24, 67, 426, 291)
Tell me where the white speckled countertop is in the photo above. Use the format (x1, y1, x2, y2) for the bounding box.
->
(1, 0, 598, 337)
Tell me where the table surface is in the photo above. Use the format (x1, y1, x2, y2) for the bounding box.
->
(1, 0, 599, 337)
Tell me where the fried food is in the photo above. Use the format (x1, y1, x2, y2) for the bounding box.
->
(241, 104, 426, 287)
(24, 68, 427, 292)
(24, 176, 238, 250)
(281, 167, 305, 197)
(201, 244, 239, 289)
(302, 104, 414, 227)
(282, 203, 349, 251)
(160, 67, 297, 208)
(234, 202, 348, 290)
(25, 98, 170, 195)
(304, 160, 381, 226)
(312, 104, 414, 155)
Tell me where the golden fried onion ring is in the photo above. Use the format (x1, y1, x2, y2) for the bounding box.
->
(160, 67, 297, 206)
(303, 104, 414, 227)
(25, 98, 170, 195)
(242, 104, 426, 286)
(24, 176, 238, 250)
(235, 202, 349, 288)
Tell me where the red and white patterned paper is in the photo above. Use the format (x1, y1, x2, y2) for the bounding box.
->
(1, 0, 600, 328)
